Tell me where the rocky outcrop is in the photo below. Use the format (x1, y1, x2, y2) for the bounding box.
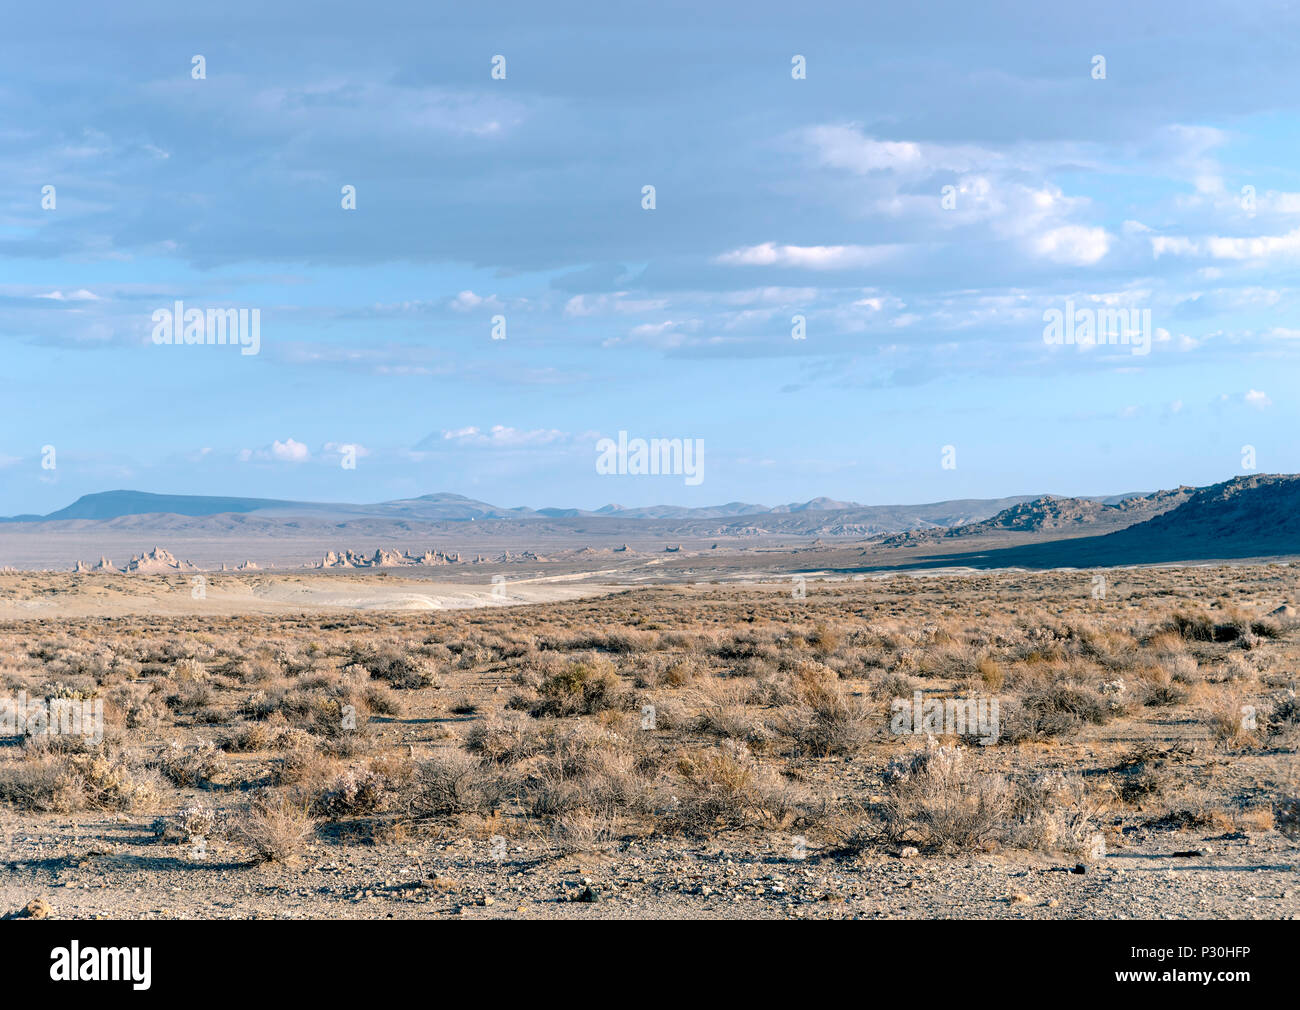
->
(122, 547, 199, 574)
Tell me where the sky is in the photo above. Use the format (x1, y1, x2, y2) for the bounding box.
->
(2, 0, 1299, 515)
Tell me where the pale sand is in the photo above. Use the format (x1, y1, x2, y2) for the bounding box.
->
(0, 573, 625, 619)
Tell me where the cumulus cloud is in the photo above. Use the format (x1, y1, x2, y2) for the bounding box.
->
(271, 438, 310, 462)
(449, 290, 503, 312)
(714, 242, 900, 270)
(239, 438, 311, 463)
(431, 425, 568, 448)
(1032, 225, 1111, 266)
(801, 124, 1005, 177)
(37, 289, 101, 302)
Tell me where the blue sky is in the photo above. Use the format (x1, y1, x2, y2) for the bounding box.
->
(3, 0, 1299, 514)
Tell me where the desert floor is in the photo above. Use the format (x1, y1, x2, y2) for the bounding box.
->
(1, 566, 1297, 920)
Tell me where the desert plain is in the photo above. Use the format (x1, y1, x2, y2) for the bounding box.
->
(1, 543, 1297, 920)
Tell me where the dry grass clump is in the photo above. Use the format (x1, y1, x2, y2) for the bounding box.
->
(1001, 681, 1109, 742)
(0, 747, 162, 813)
(662, 740, 800, 836)
(409, 750, 507, 817)
(879, 744, 1008, 853)
(1205, 690, 1263, 750)
(158, 739, 227, 787)
(233, 788, 318, 863)
(314, 757, 412, 820)
(349, 646, 439, 689)
(529, 656, 626, 717)
(1006, 771, 1102, 857)
(779, 667, 872, 756)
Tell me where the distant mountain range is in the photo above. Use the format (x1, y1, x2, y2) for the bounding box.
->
(3, 475, 1298, 571)
(859, 474, 1300, 569)
(873, 486, 1195, 546)
(3, 488, 1053, 534)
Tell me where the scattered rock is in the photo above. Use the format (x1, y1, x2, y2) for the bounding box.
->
(10, 898, 51, 920)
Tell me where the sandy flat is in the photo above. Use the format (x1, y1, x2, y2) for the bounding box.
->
(0, 573, 624, 619)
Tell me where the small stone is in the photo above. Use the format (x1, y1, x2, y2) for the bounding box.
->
(18, 898, 51, 919)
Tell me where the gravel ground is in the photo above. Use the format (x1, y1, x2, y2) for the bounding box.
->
(3, 816, 1296, 920)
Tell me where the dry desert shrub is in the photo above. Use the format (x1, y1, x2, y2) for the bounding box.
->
(158, 739, 227, 787)
(1134, 666, 1191, 707)
(880, 744, 1009, 853)
(1006, 771, 1102, 856)
(349, 646, 439, 689)
(153, 801, 220, 845)
(662, 740, 800, 836)
(1000, 681, 1109, 742)
(1167, 609, 1277, 644)
(1266, 691, 1300, 747)
(314, 760, 409, 820)
(0, 748, 162, 813)
(408, 750, 507, 817)
(524, 731, 658, 835)
(466, 714, 547, 764)
(531, 655, 625, 717)
(1275, 796, 1300, 841)
(233, 789, 318, 863)
(779, 667, 872, 756)
(1205, 689, 1263, 749)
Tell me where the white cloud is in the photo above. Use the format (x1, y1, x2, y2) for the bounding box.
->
(38, 289, 100, 301)
(439, 425, 567, 448)
(238, 439, 312, 463)
(1244, 389, 1272, 409)
(605, 319, 702, 349)
(801, 124, 1006, 177)
(564, 293, 668, 317)
(1032, 225, 1110, 265)
(449, 290, 502, 312)
(270, 438, 310, 462)
(714, 242, 899, 270)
